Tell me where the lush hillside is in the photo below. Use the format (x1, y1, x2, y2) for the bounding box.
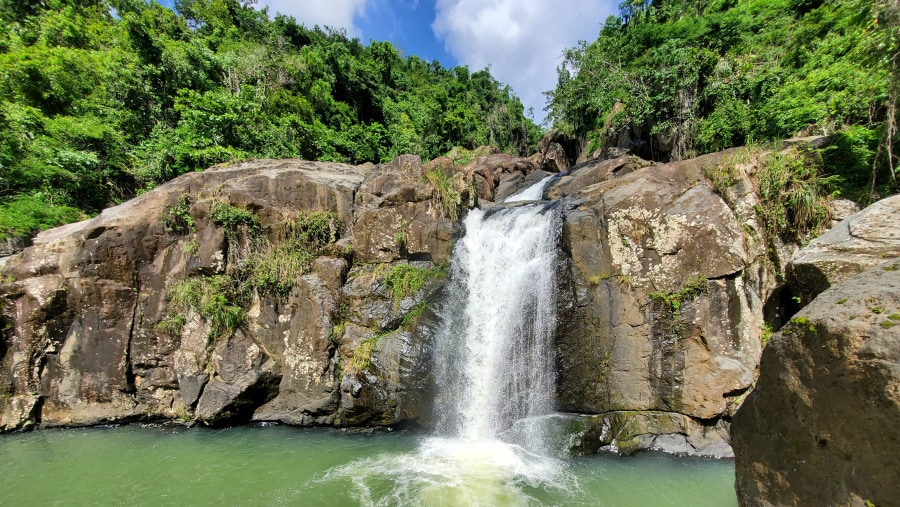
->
(0, 0, 540, 239)
(546, 0, 899, 202)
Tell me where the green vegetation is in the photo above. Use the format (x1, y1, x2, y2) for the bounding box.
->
(329, 321, 345, 342)
(0, 0, 540, 241)
(424, 168, 462, 220)
(169, 274, 247, 338)
(242, 211, 344, 297)
(208, 200, 260, 238)
(156, 313, 186, 336)
(160, 195, 195, 235)
(650, 274, 708, 336)
(704, 151, 744, 197)
(547, 0, 899, 202)
(383, 263, 446, 307)
(755, 147, 834, 242)
(164, 207, 345, 336)
(760, 323, 774, 347)
(174, 407, 193, 423)
(401, 301, 428, 330)
(650, 274, 708, 313)
(789, 316, 816, 332)
(343, 331, 388, 374)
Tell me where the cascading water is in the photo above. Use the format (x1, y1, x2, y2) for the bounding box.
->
(432, 202, 561, 450)
(326, 178, 573, 505)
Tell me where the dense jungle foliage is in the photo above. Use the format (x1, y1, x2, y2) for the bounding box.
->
(546, 0, 900, 202)
(0, 0, 540, 239)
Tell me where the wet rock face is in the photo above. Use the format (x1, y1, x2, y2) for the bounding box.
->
(0, 158, 452, 432)
(552, 151, 767, 451)
(732, 259, 900, 507)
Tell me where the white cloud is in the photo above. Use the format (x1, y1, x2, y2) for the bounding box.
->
(432, 0, 617, 124)
(258, 0, 368, 35)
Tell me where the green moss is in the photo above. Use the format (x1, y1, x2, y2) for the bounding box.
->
(888, 314, 900, 321)
(837, 298, 847, 304)
(650, 274, 708, 313)
(881, 321, 897, 329)
(383, 263, 446, 307)
(789, 316, 816, 332)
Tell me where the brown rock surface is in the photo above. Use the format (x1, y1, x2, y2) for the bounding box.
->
(732, 259, 900, 506)
(552, 150, 768, 454)
(788, 194, 900, 306)
(0, 157, 454, 432)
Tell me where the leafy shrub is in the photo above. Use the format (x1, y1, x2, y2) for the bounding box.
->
(207, 200, 261, 238)
(160, 195, 195, 236)
(0, 194, 83, 239)
(755, 147, 833, 242)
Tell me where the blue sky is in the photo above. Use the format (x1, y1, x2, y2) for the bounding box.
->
(157, 1, 618, 123)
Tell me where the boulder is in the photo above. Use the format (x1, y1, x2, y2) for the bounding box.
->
(552, 150, 767, 446)
(732, 259, 900, 506)
(788, 194, 900, 305)
(532, 129, 579, 173)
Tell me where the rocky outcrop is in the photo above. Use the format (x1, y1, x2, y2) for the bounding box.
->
(0, 157, 457, 432)
(550, 150, 771, 457)
(532, 129, 579, 174)
(732, 258, 900, 506)
(788, 194, 900, 306)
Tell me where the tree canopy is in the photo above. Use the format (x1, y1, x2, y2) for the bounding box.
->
(0, 0, 541, 239)
(546, 0, 899, 201)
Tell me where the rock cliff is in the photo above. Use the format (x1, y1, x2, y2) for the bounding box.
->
(548, 151, 772, 456)
(0, 156, 463, 431)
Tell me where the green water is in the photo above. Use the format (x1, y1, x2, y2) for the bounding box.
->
(0, 424, 737, 506)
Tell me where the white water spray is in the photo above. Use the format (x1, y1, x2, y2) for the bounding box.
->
(433, 203, 562, 450)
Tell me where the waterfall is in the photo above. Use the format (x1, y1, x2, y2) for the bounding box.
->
(503, 176, 554, 203)
(325, 182, 572, 505)
(432, 202, 562, 451)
